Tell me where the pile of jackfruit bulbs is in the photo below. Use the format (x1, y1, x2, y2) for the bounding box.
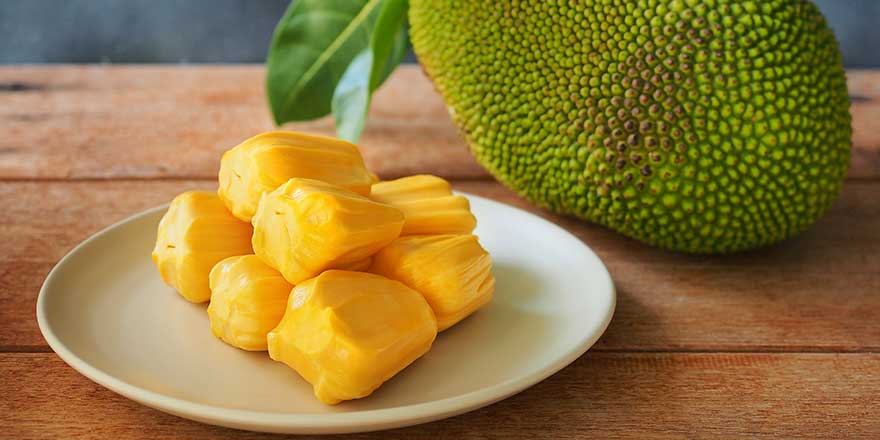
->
(151, 131, 494, 405)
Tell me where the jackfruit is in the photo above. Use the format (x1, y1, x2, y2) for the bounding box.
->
(251, 178, 404, 284)
(409, 0, 852, 253)
(207, 255, 293, 351)
(370, 175, 477, 235)
(370, 234, 494, 331)
(337, 257, 373, 272)
(267, 270, 437, 404)
(152, 191, 254, 303)
(218, 130, 373, 222)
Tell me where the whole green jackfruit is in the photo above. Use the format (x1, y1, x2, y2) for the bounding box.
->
(409, 0, 851, 253)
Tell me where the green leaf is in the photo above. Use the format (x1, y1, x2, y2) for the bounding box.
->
(266, 0, 386, 125)
(369, 0, 409, 90)
(376, 21, 409, 87)
(331, 0, 409, 142)
(332, 49, 373, 142)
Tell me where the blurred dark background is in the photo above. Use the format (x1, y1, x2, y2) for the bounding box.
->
(1, 0, 878, 67)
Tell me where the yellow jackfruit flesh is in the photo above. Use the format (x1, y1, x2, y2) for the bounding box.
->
(369, 174, 451, 202)
(152, 191, 254, 303)
(337, 256, 373, 272)
(370, 234, 494, 331)
(370, 175, 476, 235)
(207, 255, 293, 351)
(252, 178, 404, 284)
(218, 131, 373, 222)
(267, 270, 437, 404)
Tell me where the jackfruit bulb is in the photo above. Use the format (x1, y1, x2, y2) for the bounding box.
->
(251, 178, 405, 284)
(410, 0, 852, 253)
(370, 175, 477, 235)
(218, 130, 373, 222)
(208, 255, 293, 351)
(152, 191, 254, 303)
(370, 234, 494, 331)
(267, 270, 437, 404)
(337, 256, 374, 272)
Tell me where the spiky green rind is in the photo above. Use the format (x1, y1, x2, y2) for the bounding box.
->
(410, 0, 851, 253)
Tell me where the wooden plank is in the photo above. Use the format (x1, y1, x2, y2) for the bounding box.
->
(0, 65, 485, 180)
(3, 352, 878, 439)
(0, 65, 878, 180)
(2, 180, 878, 351)
(848, 70, 880, 179)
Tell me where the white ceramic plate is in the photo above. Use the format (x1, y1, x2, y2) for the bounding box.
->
(37, 192, 615, 434)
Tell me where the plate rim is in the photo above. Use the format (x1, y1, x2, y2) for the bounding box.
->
(35, 192, 616, 434)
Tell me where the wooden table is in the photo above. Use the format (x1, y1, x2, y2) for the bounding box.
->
(1, 65, 878, 439)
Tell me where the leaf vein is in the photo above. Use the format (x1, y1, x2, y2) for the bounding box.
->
(280, 0, 384, 112)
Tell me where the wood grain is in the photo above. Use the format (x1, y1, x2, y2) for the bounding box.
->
(2, 65, 879, 438)
(4, 352, 878, 439)
(848, 70, 880, 179)
(0, 65, 484, 180)
(2, 180, 877, 352)
(0, 65, 877, 181)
